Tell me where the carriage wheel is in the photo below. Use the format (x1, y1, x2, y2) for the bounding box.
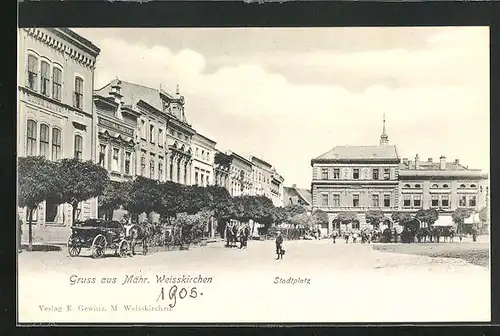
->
(91, 234, 107, 259)
(118, 240, 130, 258)
(142, 239, 149, 255)
(67, 234, 81, 257)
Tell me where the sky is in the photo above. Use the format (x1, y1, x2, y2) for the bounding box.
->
(73, 27, 490, 189)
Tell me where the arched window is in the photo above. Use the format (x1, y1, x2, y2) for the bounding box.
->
(460, 184, 466, 188)
(40, 61, 50, 96)
(74, 77, 84, 110)
(39, 124, 49, 158)
(74, 134, 83, 159)
(27, 54, 38, 91)
(52, 67, 62, 101)
(404, 184, 411, 188)
(470, 184, 477, 188)
(432, 184, 439, 188)
(443, 184, 449, 188)
(51, 128, 61, 161)
(415, 184, 421, 188)
(26, 120, 37, 156)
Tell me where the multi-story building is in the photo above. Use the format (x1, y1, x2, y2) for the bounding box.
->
(250, 156, 273, 198)
(214, 150, 232, 192)
(310, 117, 489, 234)
(94, 80, 195, 185)
(283, 184, 312, 212)
(398, 154, 489, 225)
(228, 151, 253, 197)
(17, 28, 100, 226)
(192, 132, 216, 186)
(270, 169, 285, 207)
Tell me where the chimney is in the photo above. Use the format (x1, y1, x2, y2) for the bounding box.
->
(454, 159, 460, 165)
(292, 184, 297, 188)
(440, 155, 446, 170)
(428, 158, 433, 163)
(402, 158, 409, 165)
(110, 79, 123, 105)
(415, 154, 420, 169)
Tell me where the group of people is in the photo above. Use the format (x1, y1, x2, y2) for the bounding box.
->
(225, 223, 251, 249)
(331, 228, 376, 244)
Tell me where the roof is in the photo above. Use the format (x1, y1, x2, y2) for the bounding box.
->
(94, 79, 175, 114)
(55, 28, 101, 56)
(283, 186, 312, 208)
(250, 156, 273, 169)
(312, 145, 399, 162)
(399, 160, 469, 171)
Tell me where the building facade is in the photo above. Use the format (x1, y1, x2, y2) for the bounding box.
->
(94, 80, 195, 186)
(310, 118, 489, 234)
(250, 156, 273, 198)
(270, 169, 285, 207)
(228, 152, 253, 197)
(17, 28, 100, 226)
(214, 150, 232, 192)
(192, 132, 217, 186)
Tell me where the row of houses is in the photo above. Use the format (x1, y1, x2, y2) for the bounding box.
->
(17, 28, 285, 227)
(310, 116, 489, 234)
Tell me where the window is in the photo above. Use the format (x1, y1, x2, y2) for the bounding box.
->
(431, 195, 439, 207)
(469, 196, 476, 207)
(140, 120, 146, 139)
(149, 125, 155, 143)
(74, 77, 84, 110)
(52, 68, 62, 101)
(195, 148, 199, 157)
(372, 194, 379, 207)
(470, 184, 477, 188)
(158, 158, 164, 181)
(333, 168, 340, 179)
(321, 194, 329, 207)
(352, 194, 359, 207)
(413, 195, 421, 208)
(111, 148, 120, 172)
(99, 144, 106, 167)
(39, 124, 49, 158)
(177, 132, 181, 139)
(432, 184, 439, 188)
(125, 152, 131, 175)
(140, 153, 146, 176)
(403, 195, 411, 207)
(195, 171, 199, 185)
(40, 61, 50, 96)
(441, 195, 449, 207)
(383, 168, 390, 180)
(51, 128, 61, 161)
(372, 168, 379, 180)
(27, 54, 38, 90)
(321, 168, 328, 179)
(74, 135, 83, 159)
(415, 184, 421, 188)
(443, 184, 449, 188)
(26, 120, 37, 156)
(169, 162, 173, 180)
(150, 157, 155, 179)
(332, 194, 340, 207)
(158, 129, 163, 147)
(459, 195, 467, 207)
(352, 221, 360, 230)
(383, 194, 391, 207)
(404, 184, 411, 188)
(460, 184, 466, 188)
(353, 169, 359, 180)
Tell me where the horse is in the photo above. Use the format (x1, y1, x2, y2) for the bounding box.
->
(127, 221, 156, 256)
(416, 227, 431, 243)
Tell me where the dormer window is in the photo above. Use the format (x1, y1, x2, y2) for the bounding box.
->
(443, 184, 449, 188)
(470, 184, 477, 188)
(414, 184, 421, 188)
(403, 184, 411, 188)
(460, 184, 466, 188)
(432, 184, 439, 188)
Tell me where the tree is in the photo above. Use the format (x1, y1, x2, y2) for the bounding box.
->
(122, 176, 163, 222)
(182, 185, 213, 215)
(391, 212, 413, 226)
(365, 210, 385, 229)
(336, 211, 358, 224)
(289, 212, 313, 230)
(158, 181, 185, 223)
(56, 158, 109, 225)
(479, 206, 489, 224)
(205, 186, 234, 237)
(18, 157, 59, 251)
(214, 152, 233, 167)
(98, 180, 130, 220)
(311, 209, 328, 230)
(452, 208, 472, 235)
(415, 208, 439, 228)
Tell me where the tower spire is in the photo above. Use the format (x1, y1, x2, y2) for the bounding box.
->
(380, 113, 389, 146)
(176, 83, 180, 95)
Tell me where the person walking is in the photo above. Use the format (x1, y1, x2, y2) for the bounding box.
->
(352, 231, 358, 243)
(332, 230, 338, 244)
(344, 231, 350, 244)
(275, 231, 284, 260)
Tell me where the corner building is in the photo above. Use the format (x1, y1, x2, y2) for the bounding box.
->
(17, 28, 100, 226)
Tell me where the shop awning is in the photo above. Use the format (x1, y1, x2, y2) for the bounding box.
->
(432, 216, 455, 227)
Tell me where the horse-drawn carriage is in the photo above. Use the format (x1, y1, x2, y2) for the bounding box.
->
(67, 219, 130, 258)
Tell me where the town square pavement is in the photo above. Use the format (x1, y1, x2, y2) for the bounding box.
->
(18, 238, 490, 323)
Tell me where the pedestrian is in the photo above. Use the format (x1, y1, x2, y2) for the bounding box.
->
(344, 231, 350, 244)
(352, 231, 358, 243)
(332, 230, 337, 244)
(275, 231, 284, 260)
